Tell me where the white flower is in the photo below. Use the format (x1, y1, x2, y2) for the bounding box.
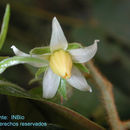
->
(11, 17, 99, 99)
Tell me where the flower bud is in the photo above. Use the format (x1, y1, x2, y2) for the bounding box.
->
(49, 50, 72, 79)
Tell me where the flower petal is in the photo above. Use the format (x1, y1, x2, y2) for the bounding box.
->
(11, 45, 51, 60)
(43, 67, 60, 98)
(11, 45, 30, 56)
(69, 40, 99, 63)
(11, 45, 49, 67)
(67, 66, 92, 92)
(50, 17, 68, 52)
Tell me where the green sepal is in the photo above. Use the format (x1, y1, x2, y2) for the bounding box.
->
(29, 78, 42, 85)
(35, 66, 47, 79)
(67, 43, 82, 50)
(30, 46, 50, 55)
(0, 4, 10, 50)
(58, 78, 67, 100)
(29, 43, 82, 55)
(74, 63, 89, 73)
(0, 56, 48, 74)
(29, 66, 47, 85)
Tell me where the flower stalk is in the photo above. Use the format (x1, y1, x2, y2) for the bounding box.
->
(86, 61, 125, 130)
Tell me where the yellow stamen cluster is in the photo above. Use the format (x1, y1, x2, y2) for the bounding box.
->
(49, 50, 72, 79)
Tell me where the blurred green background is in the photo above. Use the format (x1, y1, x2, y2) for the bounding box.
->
(0, 0, 130, 129)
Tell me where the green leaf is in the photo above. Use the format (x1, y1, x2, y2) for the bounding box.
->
(0, 4, 10, 50)
(58, 78, 67, 99)
(30, 46, 50, 55)
(74, 63, 89, 73)
(67, 43, 82, 50)
(0, 80, 31, 98)
(8, 96, 46, 122)
(35, 66, 47, 79)
(0, 80, 104, 130)
(29, 86, 42, 97)
(0, 56, 48, 74)
(8, 96, 65, 129)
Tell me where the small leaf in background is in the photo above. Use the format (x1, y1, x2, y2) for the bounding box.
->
(74, 63, 89, 73)
(0, 56, 48, 74)
(58, 78, 67, 100)
(67, 43, 82, 50)
(0, 4, 10, 50)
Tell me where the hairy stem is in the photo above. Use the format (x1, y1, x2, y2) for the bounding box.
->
(86, 61, 124, 130)
(122, 121, 130, 129)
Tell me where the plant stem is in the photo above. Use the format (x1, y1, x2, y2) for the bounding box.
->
(86, 61, 124, 130)
(122, 121, 130, 130)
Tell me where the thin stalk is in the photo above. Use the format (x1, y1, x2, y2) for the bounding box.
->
(122, 121, 130, 130)
(86, 61, 124, 130)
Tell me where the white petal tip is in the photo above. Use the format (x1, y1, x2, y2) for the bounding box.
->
(52, 17, 58, 24)
(10, 45, 29, 57)
(11, 45, 15, 49)
(10, 45, 18, 53)
(50, 16, 68, 52)
(53, 17, 57, 20)
(94, 40, 100, 44)
(89, 88, 92, 93)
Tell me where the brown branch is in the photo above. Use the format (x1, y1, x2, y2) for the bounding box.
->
(86, 61, 124, 130)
